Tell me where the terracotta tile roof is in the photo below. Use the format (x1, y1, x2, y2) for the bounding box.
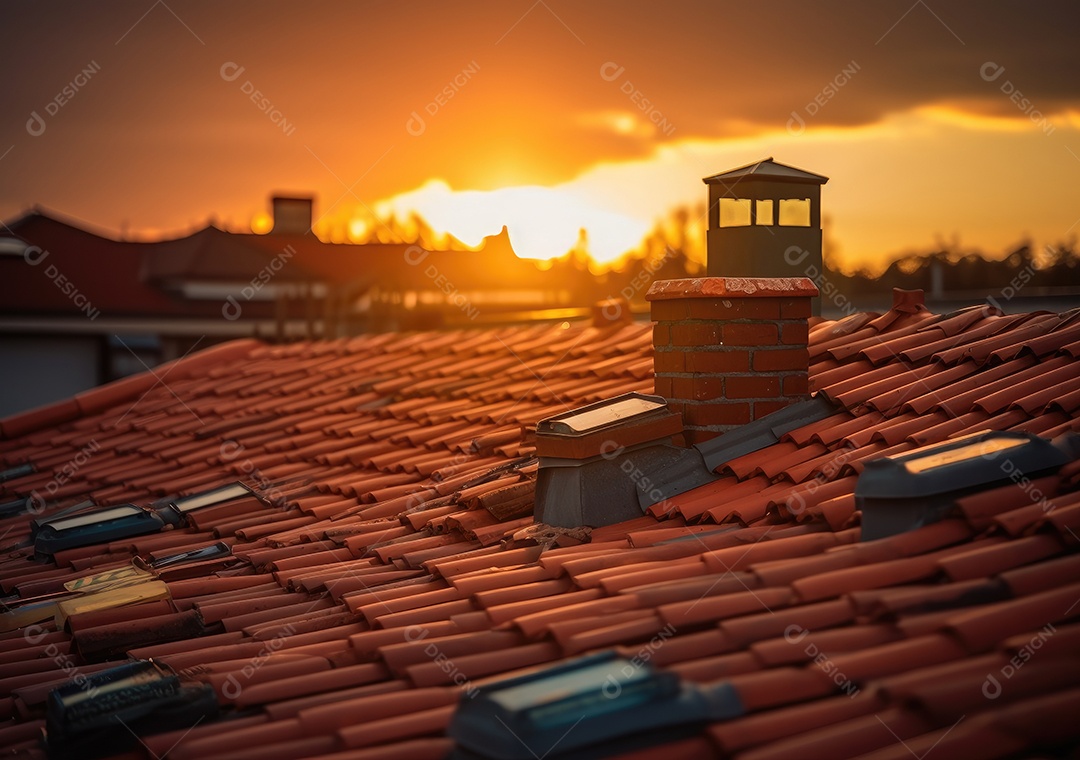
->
(0, 299, 1078, 758)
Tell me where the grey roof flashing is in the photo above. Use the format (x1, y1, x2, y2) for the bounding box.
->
(633, 445, 724, 510)
(694, 395, 837, 473)
(635, 396, 836, 510)
(535, 395, 839, 526)
(535, 442, 691, 528)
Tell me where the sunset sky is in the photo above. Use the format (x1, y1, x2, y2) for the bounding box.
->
(2, 1, 1079, 270)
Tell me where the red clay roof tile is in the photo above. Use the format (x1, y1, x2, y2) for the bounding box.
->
(0, 299, 1077, 757)
(945, 581, 1080, 652)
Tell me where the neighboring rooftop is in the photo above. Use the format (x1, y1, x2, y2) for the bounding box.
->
(0, 209, 550, 326)
(0, 292, 1078, 758)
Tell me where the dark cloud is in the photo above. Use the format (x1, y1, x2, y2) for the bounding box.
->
(1, 0, 1077, 232)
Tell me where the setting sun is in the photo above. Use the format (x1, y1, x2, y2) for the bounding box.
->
(354, 179, 650, 265)
(250, 212, 273, 235)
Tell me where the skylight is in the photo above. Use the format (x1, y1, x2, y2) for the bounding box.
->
(856, 430, 1078, 540)
(34, 504, 165, 557)
(539, 393, 668, 436)
(44, 504, 145, 532)
(168, 482, 252, 513)
(904, 436, 1025, 474)
(449, 650, 741, 759)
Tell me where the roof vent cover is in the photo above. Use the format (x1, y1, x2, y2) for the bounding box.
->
(534, 393, 685, 528)
(855, 430, 1079, 541)
(447, 650, 741, 759)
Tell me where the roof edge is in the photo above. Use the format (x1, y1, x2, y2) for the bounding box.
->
(0, 398, 82, 440)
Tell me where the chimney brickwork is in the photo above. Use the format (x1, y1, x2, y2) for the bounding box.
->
(646, 276, 818, 444)
(270, 196, 314, 235)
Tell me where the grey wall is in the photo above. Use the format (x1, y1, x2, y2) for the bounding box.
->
(0, 335, 100, 417)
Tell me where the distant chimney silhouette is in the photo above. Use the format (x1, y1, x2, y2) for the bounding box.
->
(703, 158, 827, 313)
(271, 195, 314, 235)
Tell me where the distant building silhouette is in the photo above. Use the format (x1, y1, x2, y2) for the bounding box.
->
(269, 195, 314, 235)
(0, 197, 608, 414)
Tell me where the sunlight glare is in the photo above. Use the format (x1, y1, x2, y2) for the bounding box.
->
(348, 218, 369, 241)
(375, 179, 648, 264)
(353, 103, 1078, 272)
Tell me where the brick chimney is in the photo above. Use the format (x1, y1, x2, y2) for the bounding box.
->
(270, 195, 314, 235)
(646, 277, 818, 444)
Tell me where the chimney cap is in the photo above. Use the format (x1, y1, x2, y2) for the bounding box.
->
(646, 276, 819, 301)
(703, 157, 829, 186)
(271, 192, 315, 201)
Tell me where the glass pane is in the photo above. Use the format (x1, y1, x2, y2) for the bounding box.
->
(905, 437, 1024, 474)
(47, 505, 143, 531)
(779, 199, 811, 227)
(718, 198, 751, 227)
(554, 396, 666, 434)
(755, 199, 774, 226)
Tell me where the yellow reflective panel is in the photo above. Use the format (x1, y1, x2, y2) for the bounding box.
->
(904, 437, 1025, 474)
